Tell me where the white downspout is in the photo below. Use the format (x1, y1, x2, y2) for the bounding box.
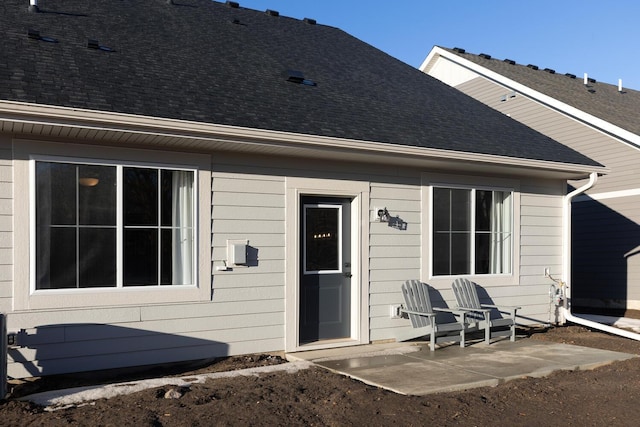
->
(562, 171, 640, 340)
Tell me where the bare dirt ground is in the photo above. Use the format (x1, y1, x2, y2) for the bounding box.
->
(3, 324, 640, 426)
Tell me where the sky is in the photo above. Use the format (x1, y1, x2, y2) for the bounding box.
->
(233, 0, 640, 90)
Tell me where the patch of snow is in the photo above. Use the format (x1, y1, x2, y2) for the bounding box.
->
(23, 360, 312, 410)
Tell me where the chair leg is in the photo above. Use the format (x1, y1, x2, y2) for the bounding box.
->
(484, 313, 491, 344)
(430, 331, 436, 351)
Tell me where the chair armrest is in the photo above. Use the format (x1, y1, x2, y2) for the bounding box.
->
(400, 308, 436, 318)
(433, 307, 469, 317)
(480, 304, 520, 315)
(456, 306, 492, 315)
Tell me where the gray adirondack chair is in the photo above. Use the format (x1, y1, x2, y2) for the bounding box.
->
(451, 278, 520, 344)
(398, 280, 470, 351)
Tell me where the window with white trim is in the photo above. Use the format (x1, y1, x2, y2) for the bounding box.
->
(432, 186, 512, 276)
(34, 160, 195, 290)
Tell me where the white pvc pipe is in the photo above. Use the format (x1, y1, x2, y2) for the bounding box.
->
(562, 172, 640, 340)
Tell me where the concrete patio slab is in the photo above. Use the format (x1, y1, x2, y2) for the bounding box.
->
(287, 338, 636, 395)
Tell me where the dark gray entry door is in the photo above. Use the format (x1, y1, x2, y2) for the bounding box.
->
(299, 196, 352, 344)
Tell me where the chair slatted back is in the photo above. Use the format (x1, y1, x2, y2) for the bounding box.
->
(401, 280, 434, 328)
(452, 278, 482, 309)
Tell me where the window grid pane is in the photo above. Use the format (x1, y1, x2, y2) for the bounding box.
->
(35, 161, 195, 290)
(433, 186, 512, 276)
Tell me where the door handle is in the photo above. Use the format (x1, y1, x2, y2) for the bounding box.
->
(343, 272, 352, 278)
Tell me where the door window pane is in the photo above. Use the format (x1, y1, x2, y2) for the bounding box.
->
(305, 206, 340, 272)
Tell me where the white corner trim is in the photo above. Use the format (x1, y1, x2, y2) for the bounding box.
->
(422, 46, 640, 150)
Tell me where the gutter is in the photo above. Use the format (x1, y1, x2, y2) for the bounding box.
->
(0, 100, 602, 178)
(562, 172, 640, 340)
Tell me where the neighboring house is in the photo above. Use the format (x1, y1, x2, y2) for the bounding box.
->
(422, 46, 640, 315)
(0, 0, 602, 379)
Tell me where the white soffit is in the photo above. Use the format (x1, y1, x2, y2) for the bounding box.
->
(0, 100, 603, 180)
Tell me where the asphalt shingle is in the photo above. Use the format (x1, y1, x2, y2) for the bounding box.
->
(444, 47, 640, 137)
(0, 0, 600, 167)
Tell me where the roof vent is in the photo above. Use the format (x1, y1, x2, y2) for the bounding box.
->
(526, 64, 539, 70)
(286, 70, 305, 84)
(503, 59, 516, 65)
(226, 1, 239, 7)
(27, 28, 40, 39)
(453, 47, 465, 53)
(266, 9, 279, 17)
(303, 18, 317, 25)
(565, 73, 576, 79)
(479, 53, 491, 59)
(543, 68, 556, 74)
(87, 39, 113, 52)
(27, 29, 58, 43)
(28, 0, 39, 13)
(285, 70, 317, 86)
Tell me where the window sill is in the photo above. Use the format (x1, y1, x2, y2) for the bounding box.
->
(426, 274, 518, 289)
(23, 284, 211, 310)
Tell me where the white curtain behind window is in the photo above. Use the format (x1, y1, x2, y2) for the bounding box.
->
(490, 191, 512, 274)
(171, 171, 194, 285)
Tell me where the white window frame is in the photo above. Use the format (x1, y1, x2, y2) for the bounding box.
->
(31, 157, 197, 291)
(14, 140, 211, 310)
(422, 172, 520, 287)
(430, 184, 513, 277)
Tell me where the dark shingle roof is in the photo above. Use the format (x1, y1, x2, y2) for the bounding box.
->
(443, 47, 640, 136)
(0, 0, 599, 167)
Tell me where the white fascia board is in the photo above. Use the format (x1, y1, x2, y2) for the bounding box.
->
(0, 100, 603, 176)
(421, 46, 640, 150)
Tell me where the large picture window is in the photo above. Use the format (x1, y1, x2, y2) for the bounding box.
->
(35, 160, 195, 290)
(432, 186, 512, 276)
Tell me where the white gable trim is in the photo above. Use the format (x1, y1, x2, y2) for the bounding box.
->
(422, 46, 640, 151)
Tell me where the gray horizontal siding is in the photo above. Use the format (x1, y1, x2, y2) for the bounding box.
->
(368, 180, 422, 342)
(456, 76, 640, 195)
(5, 142, 573, 377)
